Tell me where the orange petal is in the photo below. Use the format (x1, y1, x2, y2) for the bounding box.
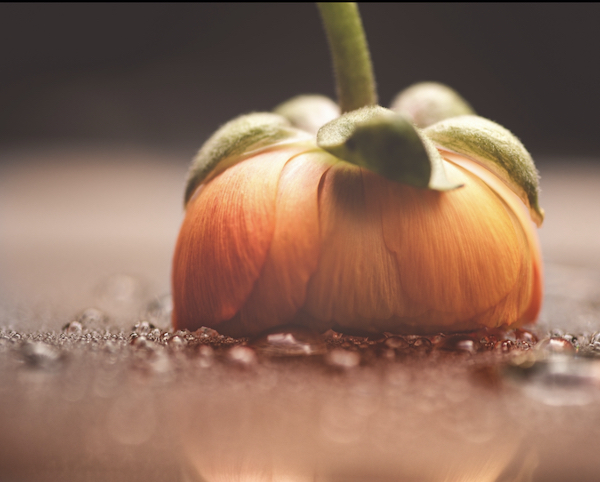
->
(441, 150, 543, 323)
(376, 160, 524, 328)
(171, 145, 308, 332)
(303, 161, 416, 333)
(220, 150, 336, 336)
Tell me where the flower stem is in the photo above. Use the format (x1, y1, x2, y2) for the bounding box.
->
(317, 3, 377, 113)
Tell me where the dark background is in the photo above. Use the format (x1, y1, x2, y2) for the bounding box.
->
(1, 3, 599, 160)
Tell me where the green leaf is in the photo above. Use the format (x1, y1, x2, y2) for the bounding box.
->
(184, 113, 304, 206)
(390, 82, 475, 128)
(424, 115, 544, 225)
(316, 105, 462, 190)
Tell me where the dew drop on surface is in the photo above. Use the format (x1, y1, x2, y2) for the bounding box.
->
(148, 328, 161, 341)
(143, 293, 173, 329)
(323, 329, 343, 340)
(227, 345, 257, 366)
(537, 337, 575, 354)
(168, 335, 185, 349)
(514, 328, 538, 344)
(411, 337, 432, 351)
(63, 321, 83, 335)
(76, 308, 108, 331)
(174, 329, 191, 340)
(497, 340, 514, 353)
(384, 336, 409, 350)
(326, 349, 360, 368)
(193, 326, 219, 339)
(250, 325, 326, 357)
(436, 334, 478, 353)
(131, 335, 153, 350)
(133, 321, 153, 336)
(20, 341, 61, 369)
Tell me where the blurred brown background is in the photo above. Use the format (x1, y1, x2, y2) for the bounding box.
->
(1, 3, 599, 158)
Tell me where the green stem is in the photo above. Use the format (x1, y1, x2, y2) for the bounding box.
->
(317, 3, 377, 113)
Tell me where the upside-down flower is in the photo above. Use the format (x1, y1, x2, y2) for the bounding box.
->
(171, 4, 544, 338)
(172, 100, 543, 337)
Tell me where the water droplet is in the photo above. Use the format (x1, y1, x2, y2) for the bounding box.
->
(323, 329, 343, 340)
(537, 337, 575, 354)
(411, 337, 432, 351)
(515, 328, 538, 345)
(384, 336, 409, 350)
(144, 294, 173, 330)
(168, 335, 185, 349)
(131, 335, 154, 350)
(63, 321, 83, 335)
(326, 349, 360, 368)
(133, 321, 153, 336)
(76, 308, 108, 331)
(193, 326, 219, 339)
(227, 346, 257, 366)
(250, 325, 326, 356)
(497, 340, 514, 353)
(20, 341, 61, 369)
(436, 334, 478, 353)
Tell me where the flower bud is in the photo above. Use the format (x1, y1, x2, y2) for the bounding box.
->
(172, 98, 543, 337)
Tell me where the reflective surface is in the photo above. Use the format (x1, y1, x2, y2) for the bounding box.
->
(1, 149, 600, 481)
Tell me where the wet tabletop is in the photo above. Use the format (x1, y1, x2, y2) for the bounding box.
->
(1, 147, 600, 481)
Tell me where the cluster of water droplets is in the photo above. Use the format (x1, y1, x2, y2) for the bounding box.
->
(5, 300, 600, 373)
(3, 281, 600, 481)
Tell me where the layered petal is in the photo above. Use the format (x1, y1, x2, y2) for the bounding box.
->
(440, 150, 543, 323)
(220, 150, 335, 336)
(303, 161, 418, 333)
(172, 145, 309, 331)
(364, 159, 531, 332)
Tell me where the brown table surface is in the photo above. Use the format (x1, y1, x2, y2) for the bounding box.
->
(1, 146, 600, 481)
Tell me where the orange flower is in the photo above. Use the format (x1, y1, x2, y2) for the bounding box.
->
(172, 103, 543, 337)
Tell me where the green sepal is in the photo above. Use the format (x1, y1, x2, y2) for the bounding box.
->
(316, 105, 462, 191)
(424, 115, 544, 225)
(184, 113, 303, 206)
(273, 94, 340, 135)
(390, 82, 475, 129)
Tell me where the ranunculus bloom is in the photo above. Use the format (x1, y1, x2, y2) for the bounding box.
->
(172, 111, 542, 337)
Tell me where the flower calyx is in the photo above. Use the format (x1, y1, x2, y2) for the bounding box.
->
(390, 81, 475, 128)
(273, 94, 340, 135)
(317, 105, 462, 191)
(424, 115, 544, 226)
(184, 113, 310, 206)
